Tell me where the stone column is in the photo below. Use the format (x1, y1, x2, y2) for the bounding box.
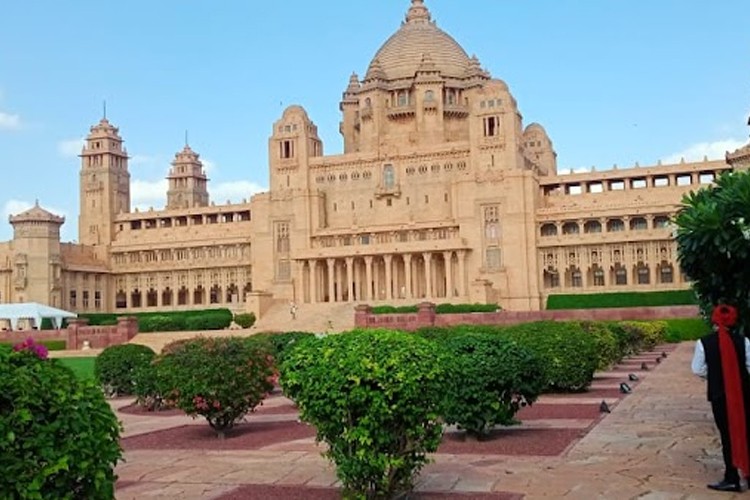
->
(365, 256, 374, 301)
(457, 250, 466, 297)
(444, 251, 454, 299)
(346, 257, 354, 302)
(404, 254, 413, 299)
(296, 260, 305, 303)
(423, 252, 433, 299)
(327, 259, 335, 303)
(384, 254, 393, 300)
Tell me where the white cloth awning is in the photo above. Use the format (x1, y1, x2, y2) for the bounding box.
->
(0, 302, 77, 330)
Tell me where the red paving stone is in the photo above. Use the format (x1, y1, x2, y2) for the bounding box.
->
(121, 420, 316, 451)
(216, 484, 523, 500)
(438, 427, 587, 456)
(516, 403, 601, 420)
(550, 388, 623, 399)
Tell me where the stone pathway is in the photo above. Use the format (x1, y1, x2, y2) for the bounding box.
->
(115, 342, 739, 499)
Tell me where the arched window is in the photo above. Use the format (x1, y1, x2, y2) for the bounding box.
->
(562, 222, 580, 235)
(397, 91, 408, 107)
(541, 223, 557, 237)
(383, 164, 395, 189)
(653, 215, 670, 228)
(364, 97, 372, 107)
(607, 218, 625, 232)
(630, 217, 648, 231)
(424, 90, 434, 102)
(584, 220, 602, 234)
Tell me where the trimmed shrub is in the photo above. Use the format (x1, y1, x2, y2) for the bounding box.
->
(234, 313, 256, 328)
(95, 344, 156, 397)
(436, 332, 544, 436)
(435, 303, 500, 314)
(497, 321, 599, 392)
(0, 341, 121, 498)
(139, 315, 186, 332)
(158, 337, 275, 437)
(184, 311, 233, 331)
(546, 290, 698, 310)
(281, 329, 446, 499)
(577, 321, 621, 369)
(619, 321, 667, 351)
(370, 305, 419, 314)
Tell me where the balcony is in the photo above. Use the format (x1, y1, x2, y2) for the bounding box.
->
(443, 103, 469, 118)
(387, 104, 416, 120)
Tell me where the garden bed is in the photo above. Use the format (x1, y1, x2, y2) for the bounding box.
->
(216, 485, 523, 500)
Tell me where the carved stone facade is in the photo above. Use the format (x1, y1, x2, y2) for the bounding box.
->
(1, 0, 748, 314)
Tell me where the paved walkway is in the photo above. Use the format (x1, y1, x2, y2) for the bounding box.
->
(115, 342, 740, 499)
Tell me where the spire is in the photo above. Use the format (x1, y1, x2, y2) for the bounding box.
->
(103, 100, 107, 120)
(405, 0, 431, 24)
(364, 58, 387, 82)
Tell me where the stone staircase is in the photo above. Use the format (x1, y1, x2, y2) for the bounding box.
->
(252, 301, 357, 334)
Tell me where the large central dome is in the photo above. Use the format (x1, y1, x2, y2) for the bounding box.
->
(367, 0, 471, 81)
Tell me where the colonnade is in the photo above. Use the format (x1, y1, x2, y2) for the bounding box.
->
(296, 250, 467, 304)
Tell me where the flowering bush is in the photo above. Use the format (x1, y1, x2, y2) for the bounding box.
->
(0, 344, 121, 498)
(157, 337, 275, 437)
(13, 337, 49, 359)
(95, 343, 156, 397)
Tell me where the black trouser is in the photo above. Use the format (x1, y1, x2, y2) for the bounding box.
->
(712, 398, 741, 483)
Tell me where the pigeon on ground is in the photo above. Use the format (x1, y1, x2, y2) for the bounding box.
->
(641, 362, 649, 371)
(656, 357, 662, 364)
(619, 382, 632, 394)
(600, 400, 611, 413)
(628, 373, 639, 381)
(661, 351, 668, 358)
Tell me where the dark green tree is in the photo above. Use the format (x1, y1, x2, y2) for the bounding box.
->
(674, 170, 750, 335)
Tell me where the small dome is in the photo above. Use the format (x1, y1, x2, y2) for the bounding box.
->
(9, 201, 64, 225)
(367, 0, 470, 81)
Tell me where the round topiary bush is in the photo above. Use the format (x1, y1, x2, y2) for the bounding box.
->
(95, 343, 156, 397)
(281, 329, 447, 499)
(497, 321, 599, 392)
(157, 337, 275, 437)
(0, 340, 121, 498)
(577, 321, 621, 370)
(435, 332, 544, 437)
(233, 313, 256, 328)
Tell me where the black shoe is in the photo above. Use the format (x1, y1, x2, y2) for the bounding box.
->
(707, 479, 741, 492)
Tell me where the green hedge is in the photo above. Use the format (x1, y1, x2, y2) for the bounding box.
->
(370, 303, 499, 315)
(663, 318, 711, 342)
(546, 290, 698, 310)
(0, 339, 67, 351)
(80, 308, 233, 332)
(370, 305, 419, 314)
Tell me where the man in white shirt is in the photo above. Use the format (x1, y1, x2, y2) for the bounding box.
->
(692, 328, 750, 492)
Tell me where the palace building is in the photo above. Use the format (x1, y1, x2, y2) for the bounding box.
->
(0, 0, 748, 318)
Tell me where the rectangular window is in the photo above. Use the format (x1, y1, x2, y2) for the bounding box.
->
(483, 116, 499, 137)
(486, 248, 501, 270)
(277, 260, 291, 280)
(94, 291, 102, 309)
(69, 291, 77, 309)
(281, 140, 294, 159)
(82, 291, 89, 309)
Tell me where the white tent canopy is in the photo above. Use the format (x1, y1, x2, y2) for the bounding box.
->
(0, 303, 77, 330)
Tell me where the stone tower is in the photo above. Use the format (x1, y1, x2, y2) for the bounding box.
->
(78, 118, 130, 246)
(726, 115, 750, 170)
(9, 202, 64, 307)
(166, 144, 209, 209)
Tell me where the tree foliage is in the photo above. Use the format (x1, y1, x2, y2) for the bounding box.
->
(675, 170, 750, 334)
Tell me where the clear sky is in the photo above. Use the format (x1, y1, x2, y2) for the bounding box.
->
(0, 0, 748, 242)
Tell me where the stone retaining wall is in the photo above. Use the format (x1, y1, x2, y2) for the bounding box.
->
(0, 316, 139, 350)
(354, 303, 700, 331)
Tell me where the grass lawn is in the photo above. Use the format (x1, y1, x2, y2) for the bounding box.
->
(57, 357, 96, 380)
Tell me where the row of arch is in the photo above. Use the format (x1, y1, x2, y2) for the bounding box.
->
(541, 215, 671, 237)
(543, 262, 677, 289)
(114, 283, 252, 309)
